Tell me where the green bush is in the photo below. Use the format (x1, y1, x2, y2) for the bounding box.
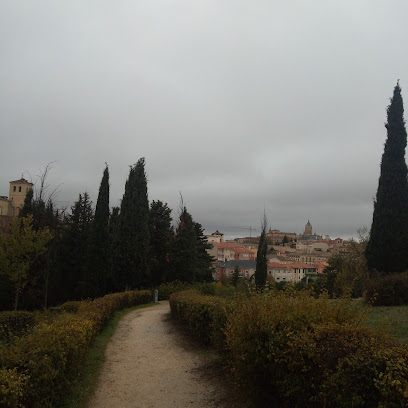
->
(193, 282, 217, 296)
(171, 289, 408, 407)
(0, 290, 152, 408)
(365, 272, 408, 306)
(224, 292, 408, 407)
(0, 312, 35, 344)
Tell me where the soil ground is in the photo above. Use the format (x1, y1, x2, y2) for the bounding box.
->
(88, 301, 251, 408)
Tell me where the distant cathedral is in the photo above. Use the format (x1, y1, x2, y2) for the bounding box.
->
(304, 220, 313, 236)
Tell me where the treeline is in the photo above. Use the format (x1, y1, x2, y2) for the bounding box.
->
(0, 158, 213, 310)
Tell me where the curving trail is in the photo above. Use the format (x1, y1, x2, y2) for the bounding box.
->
(88, 301, 247, 408)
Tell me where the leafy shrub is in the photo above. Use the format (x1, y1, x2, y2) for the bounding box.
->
(194, 282, 217, 296)
(157, 281, 192, 300)
(60, 300, 87, 313)
(0, 368, 29, 408)
(171, 289, 408, 407)
(0, 312, 35, 344)
(224, 292, 408, 407)
(0, 290, 152, 408)
(365, 272, 408, 306)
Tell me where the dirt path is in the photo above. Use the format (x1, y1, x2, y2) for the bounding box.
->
(88, 301, 248, 408)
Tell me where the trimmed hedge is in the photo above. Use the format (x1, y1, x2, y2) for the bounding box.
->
(0, 290, 152, 408)
(169, 290, 231, 348)
(170, 289, 408, 407)
(0, 312, 36, 344)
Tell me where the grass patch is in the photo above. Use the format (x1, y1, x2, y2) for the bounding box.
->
(365, 305, 408, 345)
(57, 302, 158, 408)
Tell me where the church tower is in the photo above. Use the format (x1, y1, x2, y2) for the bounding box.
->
(304, 220, 312, 236)
(7, 178, 33, 216)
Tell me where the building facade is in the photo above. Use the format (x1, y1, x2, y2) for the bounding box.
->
(0, 178, 33, 217)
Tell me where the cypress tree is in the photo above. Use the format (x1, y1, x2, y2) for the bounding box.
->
(366, 83, 408, 273)
(86, 165, 110, 297)
(115, 158, 150, 289)
(108, 206, 120, 292)
(133, 158, 150, 286)
(255, 215, 268, 290)
(149, 200, 173, 286)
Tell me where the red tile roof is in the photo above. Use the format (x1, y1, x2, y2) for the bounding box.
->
(290, 262, 317, 269)
(212, 242, 245, 249)
(267, 262, 289, 269)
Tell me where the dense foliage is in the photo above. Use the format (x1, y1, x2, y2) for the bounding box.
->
(365, 272, 408, 306)
(320, 232, 369, 298)
(0, 158, 213, 310)
(0, 216, 53, 310)
(170, 289, 408, 407)
(168, 206, 214, 283)
(149, 200, 173, 286)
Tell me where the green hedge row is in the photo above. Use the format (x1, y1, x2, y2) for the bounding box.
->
(169, 290, 232, 349)
(170, 290, 408, 407)
(0, 290, 152, 408)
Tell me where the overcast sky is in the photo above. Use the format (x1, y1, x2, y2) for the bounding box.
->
(1, 1, 408, 240)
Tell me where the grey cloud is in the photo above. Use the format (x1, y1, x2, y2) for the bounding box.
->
(1, 0, 408, 240)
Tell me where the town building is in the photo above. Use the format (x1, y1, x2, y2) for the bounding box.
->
(205, 230, 224, 243)
(266, 229, 297, 245)
(267, 262, 318, 283)
(209, 241, 256, 263)
(214, 260, 256, 280)
(0, 178, 33, 217)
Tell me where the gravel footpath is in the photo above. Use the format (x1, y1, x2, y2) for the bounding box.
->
(88, 301, 249, 408)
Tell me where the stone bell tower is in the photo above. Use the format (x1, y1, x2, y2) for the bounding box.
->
(7, 178, 33, 216)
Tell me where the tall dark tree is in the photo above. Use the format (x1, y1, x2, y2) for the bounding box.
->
(86, 165, 110, 297)
(115, 158, 150, 289)
(169, 206, 197, 282)
(108, 206, 120, 292)
(366, 83, 408, 273)
(149, 200, 173, 286)
(255, 214, 268, 290)
(194, 222, 214, 282)
(56, 192, 93, 300)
